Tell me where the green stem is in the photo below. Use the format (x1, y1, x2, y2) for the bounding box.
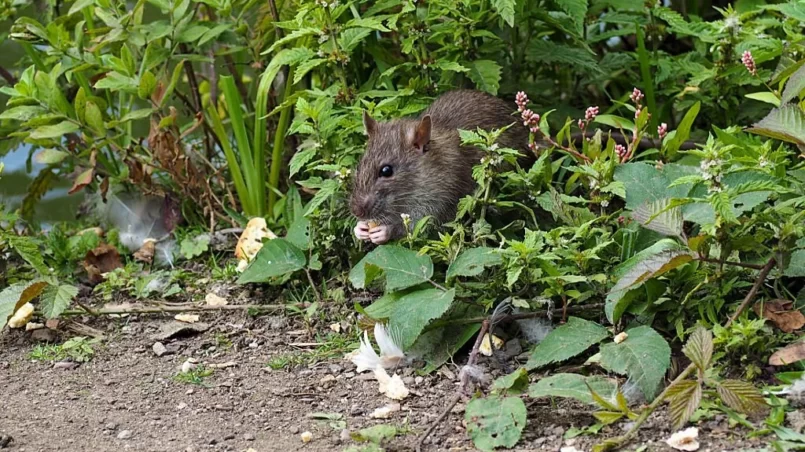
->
(267, 64, 296, 214)
(635, 23, 658, 133)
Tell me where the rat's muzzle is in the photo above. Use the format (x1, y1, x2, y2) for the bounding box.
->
(350, 193, 373, 219)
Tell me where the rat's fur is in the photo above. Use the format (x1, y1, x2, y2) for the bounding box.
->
(350, 90, 529, 241)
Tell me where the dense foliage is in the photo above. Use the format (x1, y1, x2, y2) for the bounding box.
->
(2, 0, 805, 450)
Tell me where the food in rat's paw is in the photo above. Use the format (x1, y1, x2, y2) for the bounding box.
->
(349, 89, 530, 244)
(367, 220, 379, 229)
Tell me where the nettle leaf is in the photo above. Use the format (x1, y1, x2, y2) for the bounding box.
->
(600, 326, 671, 400)
(340, 27, 373, 52)
(365, 288, 455, 349)
(782, 61, 805, 104)
(293, 58, 327, 84)
(236, 239, 306, 283)
(289, 146, 317, 177)
(747, 105, 805, 145)
(526, 317, 609, 370)
(528, 373, 619, 405)
(666, 380, 703, 430)
(0, 280, 48, 330)
(492, 0, 516, 27)
(6, 234, 48, 275)
(784, 250, 805, 277)
(465, 396, 527, 451)
(349, 245, 434, 292)
(682, 326, 713, 371)
(302, 179, 339, 216)
(715, 380, 767, 414)
(553, 0, 588, 35)
(446, 247, 502, 280)
(351, 424, 398, 443)
(614, 162, 694, 211)
(632, 198, 683, 238)
(467, 60, 502, 95)
(491, 368, 529, 394)
(407, 319, 480, 373)
(40, 284, 78, 319)
(527, 40, 601, 73)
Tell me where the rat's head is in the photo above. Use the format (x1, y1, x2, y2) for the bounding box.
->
(350, 111, 432, 226)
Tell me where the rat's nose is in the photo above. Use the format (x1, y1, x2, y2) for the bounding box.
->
(350, 194, 373, 218)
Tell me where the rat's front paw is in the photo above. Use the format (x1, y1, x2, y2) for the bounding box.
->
(368, 224, 392, 245)
(354, 221, 371, 241)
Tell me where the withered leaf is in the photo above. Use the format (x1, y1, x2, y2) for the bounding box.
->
(83, 243, 123, 285)
(133, 239, 156, 264)
(770, 341, 805, 366)
(754, 299, 805, 333)
(68, 168, 95, 195)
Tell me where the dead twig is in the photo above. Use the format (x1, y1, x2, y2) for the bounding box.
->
(52, 303, 305, 317)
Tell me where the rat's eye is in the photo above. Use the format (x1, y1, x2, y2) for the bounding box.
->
(379, 165, 394, 178)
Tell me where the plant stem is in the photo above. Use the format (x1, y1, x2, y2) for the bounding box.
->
(305, 268, 323, 304)
(697, 257, 766, 270)
(425, 303, 604, 330)
(727, 255, 776, 326)
(267, 64, 296, 214)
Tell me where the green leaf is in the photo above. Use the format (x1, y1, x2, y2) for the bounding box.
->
(198, 23, 232, 46)
(365, 288, 455, 349)
(28, 121, 80, 140)
(446, 247, 502, 280)
(715, 380, 767, 414)
(526, 317, 609, 370)
(0, 105, 46, 121)
(594, 114, 635, 131)
(467, 60, 502, 95)
(40, 284, 78, 319)
(340, 28, 373, 52)
(138, 70, 158, 100)
(747, 105, 805, 145)
(666, 101, 700, 157)
(784, 250, 805, 277)
(293, 58, 327, 84)
(94, 72, 139, 93)
(491, 368, 528, 394)
(0, 280, 48, 330)
(682, 325, 713, 371)
(302, 179, 339, 216)
(492, 0, 516, 27)
(465, 396, 527, 451)
(179, 235, 210, 260)
(34, 149, 69, 165)
(666, 380, 703, 430)
(782, 63, 805, 104)
(289, 146, 317, 177)
(69, 0, 95, 15)
(600, 326, 671, 400)
(286, 216, 311, 251)
(613, 162, 694, 211)
(745, 92, 781, 106)
(84, 101, 105, 135)
(236, 239, 306, 283)
(351, 424, 398, 443)
(349, 245, 434, 292)
(6, 234, 48, 274)
(407, 321, 480, 373)
(527, 40, 601, 73)
(631, 198, 683, 238)
(528, 373, 619, 405)
(437, 61, 469, 73)
(553, 0, 588, 35)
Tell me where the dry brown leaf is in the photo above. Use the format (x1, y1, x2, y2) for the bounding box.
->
(175, 314, 199, 323)
(133, 238, 156, 264)
(754, 299, 805, 333)
(770, 341, 805, 366)
(68, 168, 95, 195)
(235, 217, 277, 263)
(205, 293, 228, 307)
(83, 243, 123, 285)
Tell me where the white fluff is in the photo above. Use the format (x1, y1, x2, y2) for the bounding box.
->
(350, 323, 406, 373)
(517, 317, 554, 344)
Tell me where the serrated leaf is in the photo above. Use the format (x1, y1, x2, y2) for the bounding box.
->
(492, 0, 516, 27)
(682, 326, 713, 371)
(236, 238, 306, 283)
(665, 380, 702, 430)
(716, 380, 767, 414)
(351, 424, 397, 443)
(782, 61, 805, 104)
(289, 146, 317, 177)
(365, 288, 454, 349)
(526, 317, 608, 370)
(491, 368, 528, 394)
(40, 284, 78, 319)
(528, 373, 619, 405)
(711, 191, 738, 224)
(784, 250, 805, 277)
(613, 162, 695, 211)
(527, 40, 601, 73)
(293, 58, 327, 84)
(28, 121, 79, 140)
(437, 61, 468, 72)
(340, 27, 373, 52)
(302, 179, 339, 216)
(465, 396, 526, 451)
(632, 198, 683, 238)
(467, 60, 502, 95)
(6, 234, 48, 274)
(446, 247, 502, 280)
(600, 326, 671, 400)
(265, 27, 321, 54)
(0, 280, 48, 330)
(349, 245, 434, 292)
(747, 105, 805, 145)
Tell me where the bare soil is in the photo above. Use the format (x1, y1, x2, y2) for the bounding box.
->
(0, 300, 782, 452)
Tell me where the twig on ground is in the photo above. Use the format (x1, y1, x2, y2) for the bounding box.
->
(53, 303, 304, 317)
(426, 303, 604, 330)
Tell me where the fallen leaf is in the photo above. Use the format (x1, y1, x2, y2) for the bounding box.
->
(134, 238, 156, 264)
(479, 333, 504, 356)
(152, 321, 210, 341)
(45, 319, 60, 329)
(235, 217, 277, 269)
(174, 314, 199, 324)
(754, 299, 805, 333)
(83, 243, 123, 285)
(770, 340, 805, 366)
(205, 293, 228, 307)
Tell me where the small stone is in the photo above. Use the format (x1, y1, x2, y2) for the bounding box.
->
(339, 429, 351, 442)
(105, 423, 118, 431)
(152, 342, 168, 357)
(53, 361, 79, 370)
(504, 339, 522, 358)
(300, 431, 313, 443)
(243, 433, 255, 441)
(320, 375, 336, 384)
(328, 364, 343, 374)
(186, 389, 194, 395)
(414, 376, 424, 386)
(117, 430, 132, 440)
(177, 403, 187, 410)
(31, 329, 57, 343)
(289, 426, 300, 434)
(402, 376, 415, 386)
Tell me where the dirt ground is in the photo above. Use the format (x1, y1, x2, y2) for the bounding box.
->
(0, 303, 782, 452)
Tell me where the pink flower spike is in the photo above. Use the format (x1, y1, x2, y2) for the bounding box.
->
(615, 144, 627, 160)
(530, 126, 539, 134)
(742, 50, 757, 76)
(630, 88, 644, 105)
(578, 119, 585, 129)
(585, 106, 599, 122)
(515, 91, 529, 112)
(634, 108, 641, 119)
(658, 123, 668, 139)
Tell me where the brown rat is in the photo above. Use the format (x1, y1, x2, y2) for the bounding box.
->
(350, 89, 529, 244)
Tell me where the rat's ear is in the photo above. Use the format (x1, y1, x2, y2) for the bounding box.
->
(412, 115, 431, 153)
(362, 111, 377, 135)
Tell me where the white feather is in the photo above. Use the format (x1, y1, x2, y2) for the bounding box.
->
(352, 330, 381, 373)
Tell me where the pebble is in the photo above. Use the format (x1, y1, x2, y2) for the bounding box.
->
(329, 364, 343, 374)
(105, 423, 118, 431)
(414, 376, 424, 386)
(117, 430, 132, 440)
(152, 342, 168, 357)
(243, 433, 255, 441)
(289, 426, 300, 434)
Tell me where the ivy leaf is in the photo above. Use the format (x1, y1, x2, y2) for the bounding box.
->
(446, 247, 503, 280)
(0, 280, 48, 330)
(747, 105, 805, 145)
(782, 58, 805, 104)
(492, 0, 516, 27)
(465, 396, 527, 451)
(349, 245, 434, 292)
(526, 317, 609, 370)
(528, 373, 619, 405)
(237, 239, 306, 283)
(28, 121, 79, 140)
(682, 326, 713, 371)
(467, 60, 502, 95)
(600, 326, 671, 400)
(666, 380, 703, 430)
(715, 380, 767, 414)
(40, 284, 78, 319)
(365, 288, 455, 349)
